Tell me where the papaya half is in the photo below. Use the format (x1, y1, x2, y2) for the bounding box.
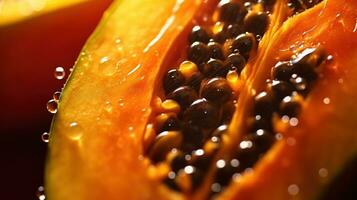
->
(45, 0, 357, 200)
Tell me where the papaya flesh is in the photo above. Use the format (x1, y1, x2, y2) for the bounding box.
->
(46, 0, 357, 200)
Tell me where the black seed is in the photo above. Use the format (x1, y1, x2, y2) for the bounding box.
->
(171, 153, 187, 172)
(221, 101, 236, 124)
(208, 42, 225, 60)
(246, 129, 275, 154)
(212, 124, 229, 139)
(288, 0, 305, 13)
(214, 159, 240, 187)
(271, 61, 294, 81)
(183, 98, 221, 129)
(148, 131, 183, 163)
(182, 165, 204, 190)
(243, 11, 269, 37)
(163, 172, 181, 191)
(264, 0, 277, 6)
(254, 91, 276, 118)
(213, 27, 228, 44)
(225, 53, 246, 74)
(182, 125, 206, 153)
(230, 33, 256, 59)
(186, 72, 205, 92)
(270, 80, 295, 101)
(189, 25, 211, 44)
(235, 139, 260, 169)
(200, 78, 233, 105)
(226, 23, 244, 39)
(163, 69, 185, 94)
(188, 42, 209, 65)
(192, 149, 214, 171)
(291, 49, 319, 81)
(161, 116, 181, 132)
(249, 115, 273, 132)
(199, 58, 226, 77)
(167, 86, 198, 110)
(191, 168, 205, 190)
(218, 1, 247, 23)
(279, 96, 301, 117)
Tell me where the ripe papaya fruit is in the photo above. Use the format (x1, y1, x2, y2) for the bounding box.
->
(45, 0, 357, 200)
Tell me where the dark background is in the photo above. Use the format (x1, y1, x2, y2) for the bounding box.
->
(0, 1, 111, 199)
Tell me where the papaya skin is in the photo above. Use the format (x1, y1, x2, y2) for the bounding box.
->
(46, 0, 357, 200)
(0, 0, 111, 199)
(45, 0, 212, 199)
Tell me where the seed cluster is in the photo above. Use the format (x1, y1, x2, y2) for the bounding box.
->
(288, 0, 323, 14)
(145, 0, 274, 194)
(208, 48, 326, 197)
(144, 0, 325, 196)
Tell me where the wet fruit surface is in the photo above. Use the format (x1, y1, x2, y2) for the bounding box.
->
(45, 0, 357, 200)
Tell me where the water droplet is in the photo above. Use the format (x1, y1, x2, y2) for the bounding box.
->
(211, 183, 221, 192)
(168, 171, 176, 179)
(128, 126, 134, 131)
(289, 117, 299, 126)
(99, 56, 117, 76)
(68, 122, 83, 141)
(184, 165, 195, 174)
(288, 184, 299, 196)
(53, 91, 61, 101)
(46, 99, 58, 114)
(232, 173, 242, 181)
(41, 132, 49, 143)
(36, 186, 46, 200)
(104, 101, 113, 113)
(275, 133, 283, 140)
(100, 56, 109, 64)
(287, 137, 296, 146)
(256, 35, 262, 41)
(54, 66, 65, 80)
(216, 159, 226, 168)
(338, 78, 344, 84)
(119, 98, 125, 107)
(319, 168, 329, 178)
(326, 55, 333, 63)
(281, 115, 290, 123)
(323, 97, 331, 105)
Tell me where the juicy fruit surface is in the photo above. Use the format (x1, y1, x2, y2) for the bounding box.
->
(46, 0, 206, 199)
(46, 0, 357, 200)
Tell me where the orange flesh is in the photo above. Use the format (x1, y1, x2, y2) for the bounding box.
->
(46, 0, 357, 200)
(46, 0, 210, 199)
